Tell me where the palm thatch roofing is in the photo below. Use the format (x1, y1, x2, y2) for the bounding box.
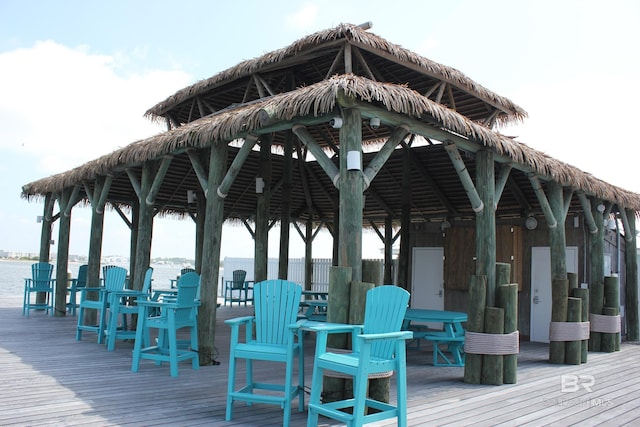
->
(22, 73, 640, 227)
(145, 23, 527, 130)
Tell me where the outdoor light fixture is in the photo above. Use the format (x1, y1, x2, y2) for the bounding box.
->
(597, 204, 606, 213)
(440, 220, 451, 232)
(369, 117, 380, 129)
(187, 190, 197, 204)
(255, 177, 265, 193)
(36, 215, 44, 223)
(330, 117, 343, 129)
(347, 150, 361, 171)
(525, 216, 538, 230)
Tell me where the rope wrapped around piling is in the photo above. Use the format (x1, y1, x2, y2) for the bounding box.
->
(590, 314, 621, 333)
(464, 331, 519, 355)
(549, 321, 590, 341)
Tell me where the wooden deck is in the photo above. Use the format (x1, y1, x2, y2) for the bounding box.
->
(2, 295, 639, 426)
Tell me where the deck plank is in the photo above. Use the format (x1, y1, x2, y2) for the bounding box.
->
(2, 296, 640, 426)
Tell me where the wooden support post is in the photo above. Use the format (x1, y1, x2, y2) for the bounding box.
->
(324, 266, 352, 402)
(54, 187, 76, 316)
(85, 176, 111, 325)
(589, 199, 605, 351)
(254, 136, 271, 283)
(362, 260, 383, 286)
(497, 281, 518, 384)
(278, 131, 293, 279)
(476, 150, 496, 306)
(549, 278, 569, 363)
(464, 275, 487, 384)
(338, 108, 363, 282)
(132, 162, 155, 292)
(604, 275, 620, 351)
(548, 182, 568, 363)
(622, 209, 639, 341)
(482, 307, 504, 385)
(571, 287, 589, 363)
(198, 142, 227, 366)
(565, 297, 582, 364)
(36, 194, 55, 307)
(397, 146, 411, 290)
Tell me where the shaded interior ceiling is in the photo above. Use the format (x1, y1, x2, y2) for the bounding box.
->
(94, 141, 571, 228)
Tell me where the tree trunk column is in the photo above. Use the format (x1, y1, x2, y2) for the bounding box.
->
(199, 143, 227, 365)
(475, 149, 495, 305)
(338, 108, 363, 282)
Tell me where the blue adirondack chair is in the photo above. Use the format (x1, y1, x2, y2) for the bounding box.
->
(224, 269, 251, 306)
(306, 285, 413, 427)
(23, 262, 55, 317)
(67, 264, 88, 316)
(131, 272, 200, 377)
(75, 265, 128, 343)
(104, 267, 154, 351)
(225, 279, 304, 427)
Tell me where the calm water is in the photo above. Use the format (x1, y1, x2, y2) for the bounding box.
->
(0, 260, 222, 297)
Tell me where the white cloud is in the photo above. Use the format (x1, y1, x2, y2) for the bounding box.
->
(0, 40, 192, 175)
(286, 3, 318, 30)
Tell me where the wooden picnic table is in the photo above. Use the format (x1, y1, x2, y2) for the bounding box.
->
(402, 308, 467, 367)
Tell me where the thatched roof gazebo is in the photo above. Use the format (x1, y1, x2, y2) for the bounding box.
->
(22, 23, 639, 372)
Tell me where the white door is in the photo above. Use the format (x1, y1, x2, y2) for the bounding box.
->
(530, 246, 578, 343)
(411, 247, 444, 310)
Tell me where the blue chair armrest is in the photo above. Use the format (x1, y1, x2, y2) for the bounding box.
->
(224, 316, 255, 326)
(305, 322, 362, 334)
(358, 331, 414, 342)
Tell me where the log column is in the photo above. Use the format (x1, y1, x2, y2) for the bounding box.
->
(338, 108, 363, 282)
(199, 142, 227, 365)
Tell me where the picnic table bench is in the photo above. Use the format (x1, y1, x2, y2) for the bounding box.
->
(402, 308, 467, 367)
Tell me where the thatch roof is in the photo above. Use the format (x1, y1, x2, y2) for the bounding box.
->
(145, 23, 527, 129)
(22, 74, 640, 222)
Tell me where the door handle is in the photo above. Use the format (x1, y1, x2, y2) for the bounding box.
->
(533, 296, 540, 304)
(438, 289, 443, 297)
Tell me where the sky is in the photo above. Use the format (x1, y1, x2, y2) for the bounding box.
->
(1, 0, 639, 260)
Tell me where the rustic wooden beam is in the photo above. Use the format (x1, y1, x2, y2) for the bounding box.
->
(254, 135, 272, 282)
(577, 192, 599, 234)
(217, 135, 259, 198)
(476, 149, 496, 305)
(255, 74, 275, 96)
(63, 185, 81, 217)
(548, 181, 568, 363)
(187, 149, 210, 195)
(112, 204, 133, 229)
(622, 208, 639, 340)
(494, 164, 513, 209)
(199, 141, 227, 365)
(563, 189, 574, 220)
(125, 169, 142, 200)
(444, 142, 484, 213)
(145, 155, 173, 206)
(589, 198, 605, 351)
(252, 75, 266, 98)
(54, 187, 74, 315)
(292, 125, 340, 188)
(279, 131, 293, 280)
(325, 44, 345, 79)
(351, 46, 376, 81)
(338, 108, 363, 281)
(435, 82, 447, 103)
(447, 84, 456, 110)
(527, 174, 558, 229)
(344, 43, 353, 74)
(362, 125, 410, 187)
